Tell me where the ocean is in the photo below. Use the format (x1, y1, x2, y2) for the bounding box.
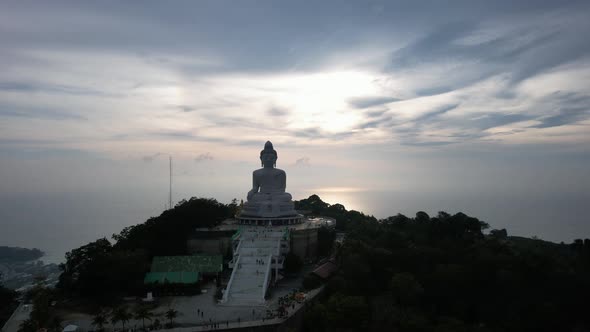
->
(1, 189, 588, 265)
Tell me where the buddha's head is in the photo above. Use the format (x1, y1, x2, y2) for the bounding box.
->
(260, 141, 277, 168)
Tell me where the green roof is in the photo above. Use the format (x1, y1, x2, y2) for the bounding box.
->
(144, 271, 199, 284)
(150, 255, 223, 274)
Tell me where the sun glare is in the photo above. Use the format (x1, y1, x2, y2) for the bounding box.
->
(273, 70, 383, 133)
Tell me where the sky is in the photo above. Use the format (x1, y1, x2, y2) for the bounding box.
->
(1, 1, 589, 256)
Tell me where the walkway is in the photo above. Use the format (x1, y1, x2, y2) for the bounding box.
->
(223, 227, 284, 306)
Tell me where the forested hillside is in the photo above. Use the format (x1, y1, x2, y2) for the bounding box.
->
(300, 197, 590, 332)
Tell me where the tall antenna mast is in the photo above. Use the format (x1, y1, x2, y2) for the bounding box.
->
(169, 155, 172, 209)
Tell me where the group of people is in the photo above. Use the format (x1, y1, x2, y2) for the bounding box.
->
(276, 290, 304, 318)
(195, 308, 232, 330)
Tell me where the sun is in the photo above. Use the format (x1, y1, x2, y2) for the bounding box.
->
(272, 70, 384, 133)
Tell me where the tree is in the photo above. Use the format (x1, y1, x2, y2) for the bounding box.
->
(325, 293, 369, 329)
(92, 311, 108, 332)
(165, 308, 178, 327)
(303, 303, 327, 332)
(26, 286, 52, 330)
(152, 318, 162, 330)
(389, 272, 424, 306)
(490, 228, 508, 240)
(17, 319, 37, 332)
(0, 274, 18, 329)
(111, 306, 131, 330)
(49, 316, 63, 332)
(57, 238, 113, 297)
(294, 194, 329, 214)
(415, 211, 430, 223)
(302, 274, 322, 290)
(134, 306, 153, 331)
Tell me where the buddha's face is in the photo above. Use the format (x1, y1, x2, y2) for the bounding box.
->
(261, 153, 277, 168)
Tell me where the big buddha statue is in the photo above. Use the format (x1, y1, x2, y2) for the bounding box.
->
(240, 141, 298, 218)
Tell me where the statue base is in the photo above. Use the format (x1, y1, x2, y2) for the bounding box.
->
(236, 214, 304, 226)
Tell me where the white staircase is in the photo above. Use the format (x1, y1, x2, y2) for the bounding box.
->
(222, 227, 285, 306)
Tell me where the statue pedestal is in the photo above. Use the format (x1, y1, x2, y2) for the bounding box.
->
(236, 214, 304, 226)
(241, 195, 297, 218)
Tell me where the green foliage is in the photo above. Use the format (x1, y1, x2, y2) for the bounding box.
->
(165, 308, 178, 327)
(389, 272, 423, 306)
(302, 274, 322, 290)
(0, 276, 18, 328)
(113, 197, 230, 255)
(57, 238, 147, 300)
(110, 306, 131, 329)
(134, 306, 153, 331)
(303, 303, 327, 332)
(302, 195, 590, 331)
(295, 195, 376, 230)
(295, 194, 329, 214)
(57, 197, 230, 302)
(16, 286, 56, 332)
(18, 319, 37, 332)
(91, 310, 108, 332)
(324, 293, 369, 330)
(489, 228, 508, 240)
(29, 287, 51, 327)
(48, 316, 63, 332)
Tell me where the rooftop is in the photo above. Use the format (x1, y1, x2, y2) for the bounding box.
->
(150, 254, 223, 274)
(195, 216, 335, 233)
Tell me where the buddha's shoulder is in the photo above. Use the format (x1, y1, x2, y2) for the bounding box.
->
(253, 168, 285, 175)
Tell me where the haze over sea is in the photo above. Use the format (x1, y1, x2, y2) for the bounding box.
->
(1, 171, 587, 265)
(1, 1, 590, 264)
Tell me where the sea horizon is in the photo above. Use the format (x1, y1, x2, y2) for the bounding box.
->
(2, 189, 587, 265)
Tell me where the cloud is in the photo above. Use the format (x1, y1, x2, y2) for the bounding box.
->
(195, 152, 213, 162)
(294, 127, 322, 139)
(176, 105, 195, 112)
(471, 113, 533, 130)
(142, 152, 164, 162)
(355, 117, 392, 130)
(412, 104, 459, 123)
(0, 81, 121, 97)
(348, 96, 400, 109)
(267, 106, 290, 117)
(0, 0, 589, 155)
(531, 107, 590, 128)
(0, 104, 87, 121)
(149, 131, 197, 140)
(401, 141, 457, 147)
(294, 156, 310, 167)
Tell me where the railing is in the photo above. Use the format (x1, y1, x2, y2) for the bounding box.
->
(231, 227, 242, 240)
(261, 253, 273, 301)
(222, 254, 241, 303)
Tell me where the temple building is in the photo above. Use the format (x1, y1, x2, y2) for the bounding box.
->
(188, 141, 334, 306)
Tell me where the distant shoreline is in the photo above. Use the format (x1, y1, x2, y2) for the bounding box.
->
(0, 246, 45, 263)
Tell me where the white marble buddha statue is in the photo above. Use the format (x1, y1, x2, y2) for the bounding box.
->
(240, 141, 297, 218)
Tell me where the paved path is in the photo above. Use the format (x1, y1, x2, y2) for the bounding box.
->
(154, 286, 323, 332)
